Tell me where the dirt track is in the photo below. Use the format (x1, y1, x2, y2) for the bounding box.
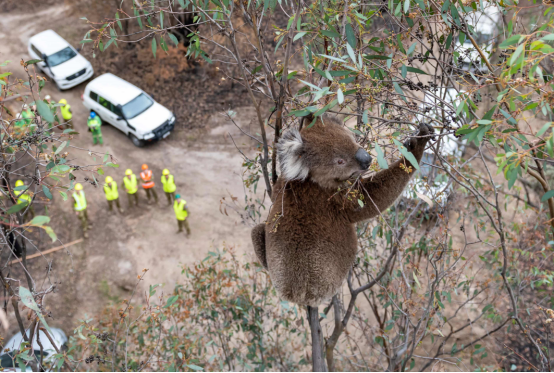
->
(0, 5, 262, 332)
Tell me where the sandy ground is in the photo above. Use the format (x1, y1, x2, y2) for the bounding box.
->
(0, 5, 263, 333)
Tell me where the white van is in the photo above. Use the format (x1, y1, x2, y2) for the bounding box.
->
(28, 30, 93, 90)
(402, 88, 468, 209)
(456, 3, 501, 72)
(82, 73, 175, 147)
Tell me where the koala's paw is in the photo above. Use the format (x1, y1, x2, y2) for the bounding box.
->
(403, 123, 435, 151)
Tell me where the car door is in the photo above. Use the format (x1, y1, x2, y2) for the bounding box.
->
(29, 44, 53, 79)
(96, 96, 117, 127)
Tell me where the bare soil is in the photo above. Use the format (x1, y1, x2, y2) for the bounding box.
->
(0, 4, 263, 338)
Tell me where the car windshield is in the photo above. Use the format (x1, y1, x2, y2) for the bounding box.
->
(121, 93, 154, 119)
(46, 47, 77, 67)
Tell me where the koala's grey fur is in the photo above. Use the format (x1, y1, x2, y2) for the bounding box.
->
(251, 116, 433, 306)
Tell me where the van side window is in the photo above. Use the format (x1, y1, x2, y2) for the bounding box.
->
(30, 44, 42, 58)
(89, 91, 98, 102)
(98, 96, 113, 111)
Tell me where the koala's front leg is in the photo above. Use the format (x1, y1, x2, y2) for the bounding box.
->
(251, 224, 268, 269)
(346, 123, 434, 223)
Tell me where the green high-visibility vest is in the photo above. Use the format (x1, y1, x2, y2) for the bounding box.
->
(173, 200, 188, 221)
(22, 110, 34, 125)
(73, 191, 87, 211)
(87, 116, 101, 129)
(161, 174, 176, 193)
(103, 182, 119, 201)
(123, 174, 138, 194)
(60, 103, 72, 120)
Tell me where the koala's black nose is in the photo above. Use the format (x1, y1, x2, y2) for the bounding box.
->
(356, 148, 372, 170)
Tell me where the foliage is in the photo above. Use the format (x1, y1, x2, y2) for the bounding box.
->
(68, 249, 308, 371)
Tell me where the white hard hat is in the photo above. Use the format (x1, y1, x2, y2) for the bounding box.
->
(44, 95, 51, 100)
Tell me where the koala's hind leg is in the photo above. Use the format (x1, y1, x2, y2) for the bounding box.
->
(251, 224, 268, 269)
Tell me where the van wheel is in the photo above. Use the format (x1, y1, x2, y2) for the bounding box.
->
(129, 134, 145, 147)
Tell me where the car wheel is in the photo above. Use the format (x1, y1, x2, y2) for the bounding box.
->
(129, 134, 145, 147)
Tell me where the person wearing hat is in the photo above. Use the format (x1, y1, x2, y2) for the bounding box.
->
(122, 168, 139, 208)
(14, 180, 34, 219)
(59, 98, 73, 129)
(21, 104, 34, 126)
(161, 168, 177, 205)
(103, 176, 123, 213)
(73, 183, 90, 238)
(173, 194, 190, 235)
(140, 164, 158, 204)
(87, 111, 103, 145)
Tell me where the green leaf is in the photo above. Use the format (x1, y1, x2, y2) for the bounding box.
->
(393, 139, 420, 171)
(59, 191, 68, 201)
(26, 58, 44, 65)
(31, 215, 51, 226)
(407, 42, 417, 56)
(54, 141, 68, 155)
(393, 82, 406, 102)
(168, 33, 179, 46)
(42, 185, 53, 200)
(509, 43, 525, 66)
(401, 64, 407, 78)
(542, 190, 554, 202)
(293, 31, 307, 41)
(357, 199, 364, 207)
(345, 24, 356, 48)
(152, 37, 157, 58)
(406, 66, 428, 75)
(165, 295, 179, 308)
(499, 34, 522, 48)
(537, 122, 552, 137)
(364, 54, 391, 60)
(51, 165, 71, 174)
(404, 0, 410, 13)
(321, 30, 340, 38)
(36, 100, 54, 123)
(362, 110, 369, 124)
(346, 43, 357, 66)
(6, 202, 28, 214)
(337, 88, 344, 104)
(44, 226, 57, 242)
(19, 286, 53, 335)
(185, 364, 204, 371)
(374, 143, 389, 169)
(540, 34, 554, 41)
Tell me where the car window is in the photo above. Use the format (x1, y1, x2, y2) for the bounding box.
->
(46, 47, 77, 67)
(30, 44, 42, 58)
(121, 93, 154, 119)
(89, 91, 98, 102)
(98, 96, 112, 111)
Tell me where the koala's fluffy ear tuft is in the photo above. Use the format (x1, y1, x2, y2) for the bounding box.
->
(277, 128, 309, 181)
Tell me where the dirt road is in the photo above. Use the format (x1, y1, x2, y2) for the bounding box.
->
(0, 5, 262, 330)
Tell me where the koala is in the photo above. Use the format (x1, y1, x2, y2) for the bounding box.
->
(251, 116, 433, 306)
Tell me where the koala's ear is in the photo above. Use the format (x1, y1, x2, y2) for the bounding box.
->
(277, 129, 309, 181)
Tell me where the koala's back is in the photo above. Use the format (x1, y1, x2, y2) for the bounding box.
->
(265, 178, 357, 306)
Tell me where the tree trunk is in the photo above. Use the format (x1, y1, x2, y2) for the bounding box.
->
(307, 306, 328, 372)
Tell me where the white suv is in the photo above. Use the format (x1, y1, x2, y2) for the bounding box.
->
(28, 30, 94, 90)
(82, 73, 175, 147)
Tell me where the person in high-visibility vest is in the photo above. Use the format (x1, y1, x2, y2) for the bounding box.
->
(161, 168, 177, 205)
(103, 176, 124, 213)
(87, 112, 103, 145)
(140, 164, 158, 204)
(14, 180, 34, 219)
(73, 183, 90, 239)
(122, 169, 139, 208)
(59, 98, 73, 129)
(21, 104, 34, 126)
(173, 194, 190, 235)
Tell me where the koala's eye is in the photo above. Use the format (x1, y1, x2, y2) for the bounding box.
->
(337, 159, 345, 165)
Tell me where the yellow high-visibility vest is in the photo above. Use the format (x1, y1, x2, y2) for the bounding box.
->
(73, 191, 87, 211)
(173, 200, 188, 221)
(14, 190, 31, 205)
(123, 174, 138, 194)
(60, 103, 72, 121)
(161, 174, 176, 193)
(103, 182, 119, 201)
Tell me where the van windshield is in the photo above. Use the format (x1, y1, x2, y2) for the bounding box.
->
(121, 93, 154, 119)
(46, 47, 77, 67)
